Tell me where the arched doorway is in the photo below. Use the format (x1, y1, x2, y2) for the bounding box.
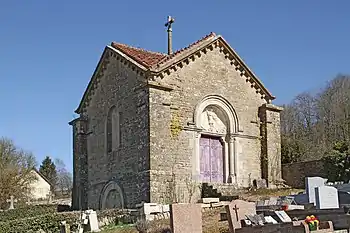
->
(193, 95, 239, 184)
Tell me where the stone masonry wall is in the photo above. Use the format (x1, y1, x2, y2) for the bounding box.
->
(259, 104, 283, 186)
(70, 117, 89, 210)
(82, 52, 150, 209)
(282, 159, 326, 188)
(149, 45, 268, 203)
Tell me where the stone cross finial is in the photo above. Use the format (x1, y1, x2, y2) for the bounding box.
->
(165, 16, 175, 55)
(6, 195, 17, 210)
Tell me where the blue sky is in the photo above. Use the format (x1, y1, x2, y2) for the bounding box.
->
(1, 1, 349, 172)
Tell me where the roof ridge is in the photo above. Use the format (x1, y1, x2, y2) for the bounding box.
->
(111, 42, 166, 56)
(155, 32, 217, 67)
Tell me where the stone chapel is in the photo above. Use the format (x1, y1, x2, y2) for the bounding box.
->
(70, 28, 283, 210)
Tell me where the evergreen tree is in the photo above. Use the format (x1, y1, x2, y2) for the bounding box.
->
(39, 156, 57, 188)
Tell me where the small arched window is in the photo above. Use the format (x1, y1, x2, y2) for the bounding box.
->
(106, 106, 122, 153)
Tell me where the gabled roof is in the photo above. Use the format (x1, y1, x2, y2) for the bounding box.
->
(110, 32, 216, 69)
(111, 43, 166, 68)
(32, 168, 54, 187)
(75, 32, 275, 113)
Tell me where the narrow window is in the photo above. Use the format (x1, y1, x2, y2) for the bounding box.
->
(106, 106, 116, 153)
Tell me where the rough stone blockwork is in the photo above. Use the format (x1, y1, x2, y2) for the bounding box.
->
(71, 33, 284, 209)
(282, 160, 326, 188)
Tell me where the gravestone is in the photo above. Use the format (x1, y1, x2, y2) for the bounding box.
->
(274, 210, 292, 223)
(60, 221, 70, 233)
(306, 177, 327, 204)
(257, 179, 267, 189)
(268, 197, 278, 206)
(6, 195, 17, 210)
(315, 186, 339, 209)
(170, 203, 202, 233)
(264, 216, 278, 224)
(225, 199, 256, 231)
(84, 210, 100, 232)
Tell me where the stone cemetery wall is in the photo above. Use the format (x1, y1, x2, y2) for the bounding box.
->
(282, 159, 326, 188)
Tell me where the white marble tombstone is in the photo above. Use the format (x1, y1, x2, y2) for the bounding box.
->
(315, 186, 339, 209)
(306, 177, 327, 205)
(86, 209, 100, 232)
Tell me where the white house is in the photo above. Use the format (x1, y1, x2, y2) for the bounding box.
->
(28, 169, 52, 200)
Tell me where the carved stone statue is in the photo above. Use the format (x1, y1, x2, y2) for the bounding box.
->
(200, 107, 227, 134)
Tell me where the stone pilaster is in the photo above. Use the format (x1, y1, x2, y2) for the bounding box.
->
(259, 104, 283, 187)
(69, 116, 89, 210)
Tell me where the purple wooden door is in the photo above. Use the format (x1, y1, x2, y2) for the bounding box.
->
(200, 136, 223, 183)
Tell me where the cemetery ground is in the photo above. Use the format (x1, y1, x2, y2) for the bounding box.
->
(98, 188, 303, 233)
(0, 188, 301, 233)
(99, 208, 227, 233)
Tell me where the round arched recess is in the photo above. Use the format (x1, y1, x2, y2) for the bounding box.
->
(99, 181, 125, 210)
(194, 95, 239, 133)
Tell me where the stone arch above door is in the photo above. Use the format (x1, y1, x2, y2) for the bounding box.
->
(99, 181, 125, 210)
(194, 95, 239, 134)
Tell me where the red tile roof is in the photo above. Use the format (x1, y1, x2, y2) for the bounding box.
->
(111, 42, 166, 68)
(110, 32, 216, 68)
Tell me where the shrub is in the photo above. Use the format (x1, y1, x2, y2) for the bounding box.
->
(0, 208, 133, 233)
(0, 205, 57, 222)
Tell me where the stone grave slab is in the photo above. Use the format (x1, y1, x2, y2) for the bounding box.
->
(274, 210, 292, 223)
(315, 186, 339, 209)
(306, 177, 327, 204)
(170, 203, 202, 233)
(87, 210, 100, 232)
(264, 216, 278, 224)
(225, 199, 256, 232)
(201, 197, 219, 203)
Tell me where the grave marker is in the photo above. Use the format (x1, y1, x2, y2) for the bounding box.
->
(306, 177, 327, 204)
(315, 186, 339, 209)
(170, 203, 202, 233)
(6, 195, 17, 210)
(274, 210, 292, 223)
(86, 209, 100, 232)
(225, 199, 256, 231)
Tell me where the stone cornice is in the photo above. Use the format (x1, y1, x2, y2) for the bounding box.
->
(261, 103, 284, 112)
(75, 36, 276, 114)
(147, 36, 275, 103)
(75, 47, 147, 114)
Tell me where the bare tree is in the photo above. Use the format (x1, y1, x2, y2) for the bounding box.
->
(54, 158, 73, 197)
(0, 137, 37, 208)
(281, 74, 350, 163)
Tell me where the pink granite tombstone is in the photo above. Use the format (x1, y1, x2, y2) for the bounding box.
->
(225, 199, 256, 233)
(170, 203, 202, 233)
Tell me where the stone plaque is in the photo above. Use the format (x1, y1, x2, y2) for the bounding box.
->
(170, 203, 202, 233)
(306, 177, 327, 204)
(315, 186, 339, 209)
(274, 210, 292, 223)
(225, 199, 256, 232)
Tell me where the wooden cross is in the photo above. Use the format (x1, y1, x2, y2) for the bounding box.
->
(232, 204, 240, 221)
(6, 195, 17, 210)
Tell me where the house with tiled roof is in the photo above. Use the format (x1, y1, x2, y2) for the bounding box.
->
(70, 19, 283, 210)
